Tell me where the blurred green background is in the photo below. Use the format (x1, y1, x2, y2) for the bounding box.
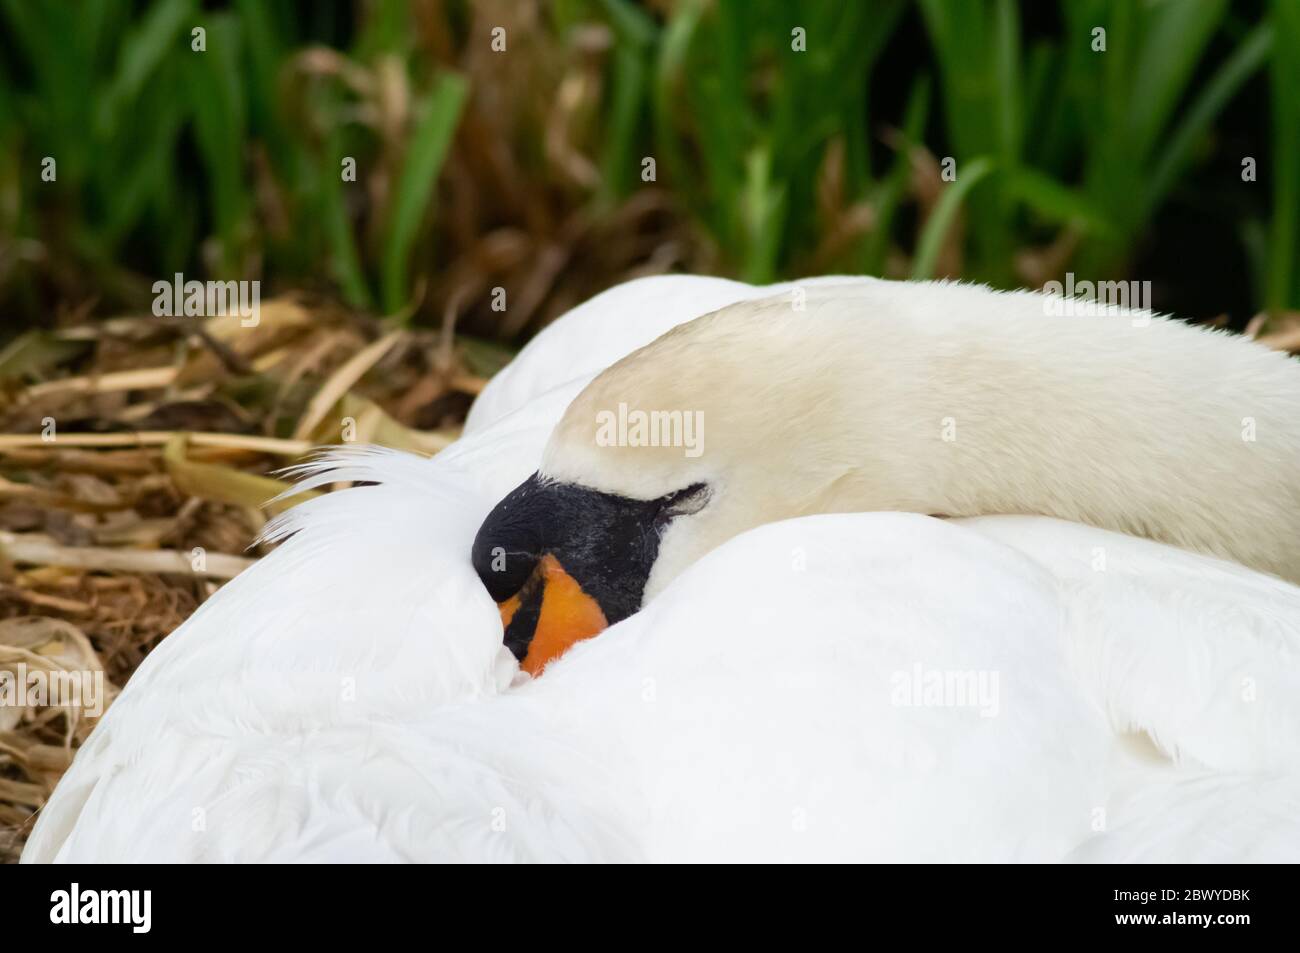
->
(1, 0, 1297, 344)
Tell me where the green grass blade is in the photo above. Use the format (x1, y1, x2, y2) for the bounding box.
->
(1269, 0, 1300, 310)
(1002, 167, 1113, 236)
(1127, 0, 1227, 160)
(380, 72, 467, 316)
(739, 146, 785, 284)
(1146, 21, 1272, 221)
(912, 156, 995, 281)
(96, 0, 195, 138)
(187, 14, 249, 273)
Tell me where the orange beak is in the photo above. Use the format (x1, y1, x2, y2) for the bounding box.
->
(498, 553, 609, 676)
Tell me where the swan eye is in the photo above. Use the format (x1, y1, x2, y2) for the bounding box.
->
(654, 482, 710, 524)
(485, 550, 537, 603)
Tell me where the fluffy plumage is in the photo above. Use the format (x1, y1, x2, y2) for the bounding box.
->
(22, 275, 1300, 862)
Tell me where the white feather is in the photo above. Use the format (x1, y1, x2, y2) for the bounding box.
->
(23, 275, 1300, 862)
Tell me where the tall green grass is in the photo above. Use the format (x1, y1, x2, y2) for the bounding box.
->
(1269, 0, 1300, 314)
(0, 0, 465, 317)
(919, 0, 1273, 284)
(648, 0, 906, 283)
(1, 0, 1296, 332)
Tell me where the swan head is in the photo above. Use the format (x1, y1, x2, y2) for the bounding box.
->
(472, 473, 710, 675)
(473, 297, 852, 674)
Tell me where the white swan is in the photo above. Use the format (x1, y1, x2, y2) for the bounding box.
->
(21, 275, 1300, 863)
(477, 278, 1300, 674)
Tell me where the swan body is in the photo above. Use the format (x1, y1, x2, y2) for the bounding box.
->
(22, 275, 1300, 863)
